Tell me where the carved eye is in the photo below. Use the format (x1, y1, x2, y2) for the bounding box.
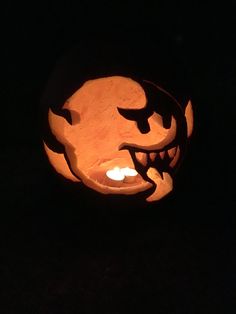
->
(43, 76, 193, 203)
(136, 120, 150, 133)
(117, 107, 152, 121)
(117, 107, 152, 133)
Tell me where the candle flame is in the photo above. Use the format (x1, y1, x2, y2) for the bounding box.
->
(121, 167, 138, 177)
(106, 167, 138, 181)
(106, 167, 125, 181)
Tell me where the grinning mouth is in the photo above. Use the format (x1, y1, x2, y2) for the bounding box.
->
(119, 143, 181, 202)
(120, 143, 180, 180)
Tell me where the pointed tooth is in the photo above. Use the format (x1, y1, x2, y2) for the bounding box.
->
(135, 152, 147, 167)
(149, 152, 157, 162)
(167, 147, 177, 159)
(159, 151, 165, 159)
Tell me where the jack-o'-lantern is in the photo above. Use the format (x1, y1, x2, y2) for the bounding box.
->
(43, 76, 193, 202)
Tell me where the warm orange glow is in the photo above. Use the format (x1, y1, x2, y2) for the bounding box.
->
(185, 100, 194, 138)
(44, 76, 193, 202)
(44, 142, 80, 182)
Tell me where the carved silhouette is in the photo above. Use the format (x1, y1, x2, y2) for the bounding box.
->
(43, 76, 193, 202)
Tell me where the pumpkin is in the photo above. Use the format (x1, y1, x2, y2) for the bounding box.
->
(43, 76, 193, 202)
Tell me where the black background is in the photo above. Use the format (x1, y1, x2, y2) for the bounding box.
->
(1, 1, 235, 313)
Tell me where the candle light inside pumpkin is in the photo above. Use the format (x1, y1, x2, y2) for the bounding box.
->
(121, 167, 138, 183)
(106, 166, 138, 184)
(106, 167, 125, 181)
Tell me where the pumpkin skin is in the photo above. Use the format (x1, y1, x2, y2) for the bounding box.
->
(43, 76, 193, 202)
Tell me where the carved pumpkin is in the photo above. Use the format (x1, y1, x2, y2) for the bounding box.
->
(43, 76, 193, 202)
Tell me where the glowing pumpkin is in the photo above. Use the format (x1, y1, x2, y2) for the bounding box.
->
(43, 76, 193, 202)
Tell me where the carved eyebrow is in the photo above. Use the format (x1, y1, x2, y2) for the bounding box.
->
(117, 107, 153, 121)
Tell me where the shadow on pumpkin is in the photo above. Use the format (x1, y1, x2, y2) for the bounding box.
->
(40, 40, 193, 211)
(43, 76, 193, 204)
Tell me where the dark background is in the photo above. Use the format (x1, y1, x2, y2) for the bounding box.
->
(1, 1, 235, 313)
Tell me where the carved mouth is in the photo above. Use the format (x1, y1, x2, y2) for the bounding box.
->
(121, 144, 180, 180)
(118, 143, 181, 201)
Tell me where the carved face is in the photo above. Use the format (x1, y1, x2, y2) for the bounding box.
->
(44, 76, 193, 202)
